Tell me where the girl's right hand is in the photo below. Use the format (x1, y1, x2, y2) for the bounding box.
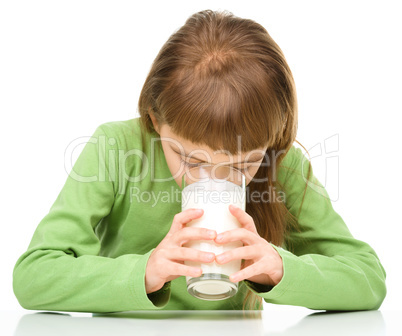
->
(144, 208, 217, 294)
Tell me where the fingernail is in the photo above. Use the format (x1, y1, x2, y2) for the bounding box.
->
(216, 254, 225, 263)
(230, 274, 239, 282)
(193, 268, 202, 276)
(230, 204, 238, 210)
(208, 230, 216, 238)
(216, 234, 224, 241)
(205, 253, 215, 260)
(195, 209, 203, 214)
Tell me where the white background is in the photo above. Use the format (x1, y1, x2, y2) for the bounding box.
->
(1, 0, 401, 316)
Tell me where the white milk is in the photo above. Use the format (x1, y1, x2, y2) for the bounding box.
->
(181, 179, 246, 283)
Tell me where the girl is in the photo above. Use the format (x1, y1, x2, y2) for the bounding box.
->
(13, 9, 386, 312)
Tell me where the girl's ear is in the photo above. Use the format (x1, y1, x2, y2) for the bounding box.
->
(148, 109, 160, 134)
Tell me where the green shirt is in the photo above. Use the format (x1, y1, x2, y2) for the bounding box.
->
(12, 118, 387, 313)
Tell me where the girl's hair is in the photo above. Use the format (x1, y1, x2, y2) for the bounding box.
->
(138, 9, 311, 310)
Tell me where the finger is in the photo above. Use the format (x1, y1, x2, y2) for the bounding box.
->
(169, 208, 204, 234)
(165, 261, 203, 278)
(215, 228, 260, 246)
(174, 227, 217, 246)
(168, 247, 216, 263)
(228, 204, 258, 234)
(215, 245, 258, 265)
(229, 262, 262, 283)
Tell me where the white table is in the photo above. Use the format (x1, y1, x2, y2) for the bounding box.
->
(1, 308, 400, 335)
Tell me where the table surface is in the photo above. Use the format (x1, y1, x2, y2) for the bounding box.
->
(0, 308, 400, 336)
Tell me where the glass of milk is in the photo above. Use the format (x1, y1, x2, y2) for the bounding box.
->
(181, 164, 246, 300)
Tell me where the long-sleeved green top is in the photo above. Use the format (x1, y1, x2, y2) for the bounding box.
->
(12, 118, 387, 313)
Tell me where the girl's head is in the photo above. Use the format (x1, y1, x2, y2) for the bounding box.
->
(138, 9, 306, 310)
(140, 9, 297, 178)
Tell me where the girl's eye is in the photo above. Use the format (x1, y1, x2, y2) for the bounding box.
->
(180, 158, 247, 171)
(180, 158, 202, 168)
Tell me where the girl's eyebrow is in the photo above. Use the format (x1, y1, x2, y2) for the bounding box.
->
(170, 145, 264, 163)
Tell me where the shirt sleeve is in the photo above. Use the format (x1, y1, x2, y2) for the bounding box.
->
(244, 147, 387, 311)
(12, 124, 169, 313)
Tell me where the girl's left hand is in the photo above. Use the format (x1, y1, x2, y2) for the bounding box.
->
(214, 204, 284, 287)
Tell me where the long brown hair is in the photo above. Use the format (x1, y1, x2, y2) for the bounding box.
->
(138, 9, 312, 310)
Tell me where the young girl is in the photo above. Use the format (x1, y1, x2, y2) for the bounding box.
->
(13, 9, 386, 312)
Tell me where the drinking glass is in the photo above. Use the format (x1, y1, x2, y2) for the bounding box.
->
(181, 164, 246, 300)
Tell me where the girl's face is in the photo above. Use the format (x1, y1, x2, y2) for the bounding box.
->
(150, 114, 267, 188)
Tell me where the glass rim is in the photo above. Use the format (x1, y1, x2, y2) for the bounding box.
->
(181, 163, 246, 190)
(182, 163, 245, 177)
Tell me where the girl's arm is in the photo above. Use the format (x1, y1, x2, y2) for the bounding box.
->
(12, 125, 167, 313)
(244, 147, 387, 311)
